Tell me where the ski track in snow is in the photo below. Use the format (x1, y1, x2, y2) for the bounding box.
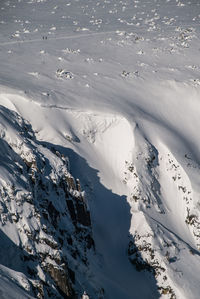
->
(0, 24, 198, 46)
(0, 30, 117, 47)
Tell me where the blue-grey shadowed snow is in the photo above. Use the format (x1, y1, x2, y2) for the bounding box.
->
(0, 230, 35, 297)
(0, 229, 26, 272)
(42, 142, 160, 299)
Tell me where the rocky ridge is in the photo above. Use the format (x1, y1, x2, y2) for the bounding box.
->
(0, 105, 94, 298)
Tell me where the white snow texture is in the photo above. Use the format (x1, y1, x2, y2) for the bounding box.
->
(0, 0, 200, 298)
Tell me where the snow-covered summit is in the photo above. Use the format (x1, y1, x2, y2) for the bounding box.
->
(0, 0, 200, 298)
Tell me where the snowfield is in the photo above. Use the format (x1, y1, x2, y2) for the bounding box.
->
(0, 0, 200, 298)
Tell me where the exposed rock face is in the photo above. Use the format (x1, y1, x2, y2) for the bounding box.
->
(0, 106, 94, 298)
(44, 264, 74, 298)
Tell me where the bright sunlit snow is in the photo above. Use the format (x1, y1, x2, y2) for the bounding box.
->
(0, 0, 200, 298)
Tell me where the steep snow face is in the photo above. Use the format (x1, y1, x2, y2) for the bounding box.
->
(0, 273, 35, 299)
(65, 112, 135, 195)
(126, 130, 200, 299)
(1, 0, 200, 298)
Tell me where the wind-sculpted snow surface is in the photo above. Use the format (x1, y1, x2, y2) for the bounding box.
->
(1, 0, 200, 298)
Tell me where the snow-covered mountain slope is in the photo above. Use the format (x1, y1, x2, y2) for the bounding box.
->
(1, 0, 200, 298)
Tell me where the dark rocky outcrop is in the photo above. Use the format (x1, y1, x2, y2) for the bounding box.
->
(0, 108, 94, 298)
